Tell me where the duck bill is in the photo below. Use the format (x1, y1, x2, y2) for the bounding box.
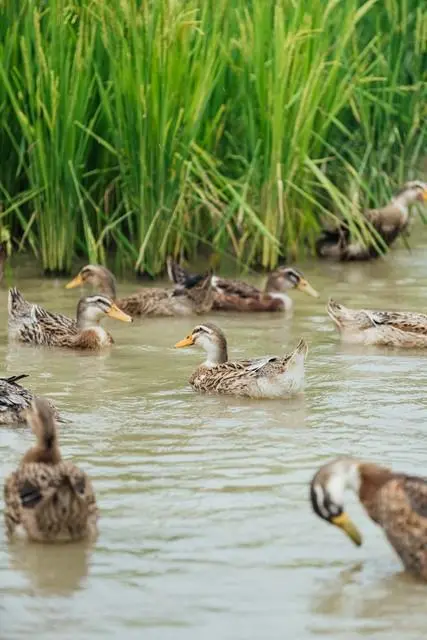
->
(65, 274, 83, 289)
(422, 189, 427, 202)
(107, 304, 133, 322)
(331, 512, 362, 546)
(175, 335, 194, 348)
(297, 278, 319, 298)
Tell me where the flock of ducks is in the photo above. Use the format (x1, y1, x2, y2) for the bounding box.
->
(3, 180, 427, 584)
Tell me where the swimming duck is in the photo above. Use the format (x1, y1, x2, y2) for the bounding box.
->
(310, 457, 427, 580)
(174, 322, 308, 398)
(65, 262, 214, 317)
(0, 374, 59, 425)
(327, 298, 427, 348)
(8, 288, 132, 349)
(316, 181, 427, 260)
(168, 260, 319, 312)
(4, 396, 98, 542)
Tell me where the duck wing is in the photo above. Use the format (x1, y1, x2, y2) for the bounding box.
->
(362, 310, 427, 334)
(212, 276, 262, 298)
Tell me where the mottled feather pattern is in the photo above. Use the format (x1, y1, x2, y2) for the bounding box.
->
(365, 475, 427, 578)
(8, 288, 113, 349)
(4, 461, 98, 542)
(328, 299, 427, 347)
(189, 341, 307, 398)
(117, 276, 213, 317)
(0, 375, 59, 425)
(0, 375, 33, 424)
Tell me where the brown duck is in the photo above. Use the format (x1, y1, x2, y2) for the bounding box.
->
(316, 181, 427, 260)
(8, 288, 132, 349)
(4, 397, 98, 542)
(168, 260, 319, 312)
(66, 262, 214, 317)
(310, 457, 427, 580)
(175, 322, 308, 398)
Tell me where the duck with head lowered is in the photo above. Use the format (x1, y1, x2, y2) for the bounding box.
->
(65, 261, 214, 317)
(310, 456, 427, 581)
(8, 288, 132, 350)
(168, 260, 319, 312)
(316, 180, 427, 260)
(175, 322, 308, 398)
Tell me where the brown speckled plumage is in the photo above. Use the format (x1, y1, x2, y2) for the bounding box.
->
(316, 181, 427, 260)
(168, 261, 318, 312)
(327, 298, 427, 347)
(8, 288, 130, 349)
(66, 263, 214, 317)
(4, 397, 98, 542)
(175, 323, 308, 398)
(0, 374, 59, 425)
(311, 457, 427, 580)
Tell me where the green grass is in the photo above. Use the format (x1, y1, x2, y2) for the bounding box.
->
(0, 0, 426, 274)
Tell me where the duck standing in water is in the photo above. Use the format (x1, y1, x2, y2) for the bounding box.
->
(316, 181, 427, 260)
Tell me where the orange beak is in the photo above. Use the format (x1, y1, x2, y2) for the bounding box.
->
(65, 273, 84, 289)
(175, 335, 195, 348)
(106, 303, 132, 323)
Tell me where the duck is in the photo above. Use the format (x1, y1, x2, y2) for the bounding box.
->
(0, 374, 60, 425)
(167, 260, 319, 312)
(316, 181, 427, 260)
(174, 322, 308, 398)
(4, 396, 98, 542)
(327, 298, 427, 348)
(8, 288, 132, 349)
(310, 457, 427, 581)
(65, 262, 214, 317)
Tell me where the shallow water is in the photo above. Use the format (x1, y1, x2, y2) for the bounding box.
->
(2, 240, 427, 640)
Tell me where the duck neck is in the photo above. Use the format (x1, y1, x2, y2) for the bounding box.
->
(22, 444, 62, 465)
(99, 277, 116, 300)
(203, 342, 228, 367)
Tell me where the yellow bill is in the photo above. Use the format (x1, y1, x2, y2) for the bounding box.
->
(422, 189, 427, 202)
(175, 335, 194, 348)
(65, 273, 84, 289)
(107, 303, 132, 323)
(297, 278, 319, 298)
(331, 512, 362, 546)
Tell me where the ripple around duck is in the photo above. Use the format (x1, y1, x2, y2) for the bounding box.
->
(3, 246, 427, 639)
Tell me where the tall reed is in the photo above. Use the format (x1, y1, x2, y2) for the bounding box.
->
(0, 0, 425, 274)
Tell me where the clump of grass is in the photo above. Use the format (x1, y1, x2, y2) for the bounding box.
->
(0, 0, 425, 274)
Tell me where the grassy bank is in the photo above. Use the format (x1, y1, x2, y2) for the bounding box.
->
(0, 0, 426, 275)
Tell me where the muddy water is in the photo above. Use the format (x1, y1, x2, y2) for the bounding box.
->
(1, 242, 427, 640)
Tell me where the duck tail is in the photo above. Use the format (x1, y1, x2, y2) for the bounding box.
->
(3, 374, 29, 385)
(291, 338, 309, 360)
(167, 257, 208, 290)
(8, 287, 29, 316)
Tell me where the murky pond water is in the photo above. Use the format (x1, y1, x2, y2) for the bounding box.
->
(2, 238, 427, 640)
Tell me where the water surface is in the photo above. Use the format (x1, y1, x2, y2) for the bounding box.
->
(2, 241, 427, 640)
